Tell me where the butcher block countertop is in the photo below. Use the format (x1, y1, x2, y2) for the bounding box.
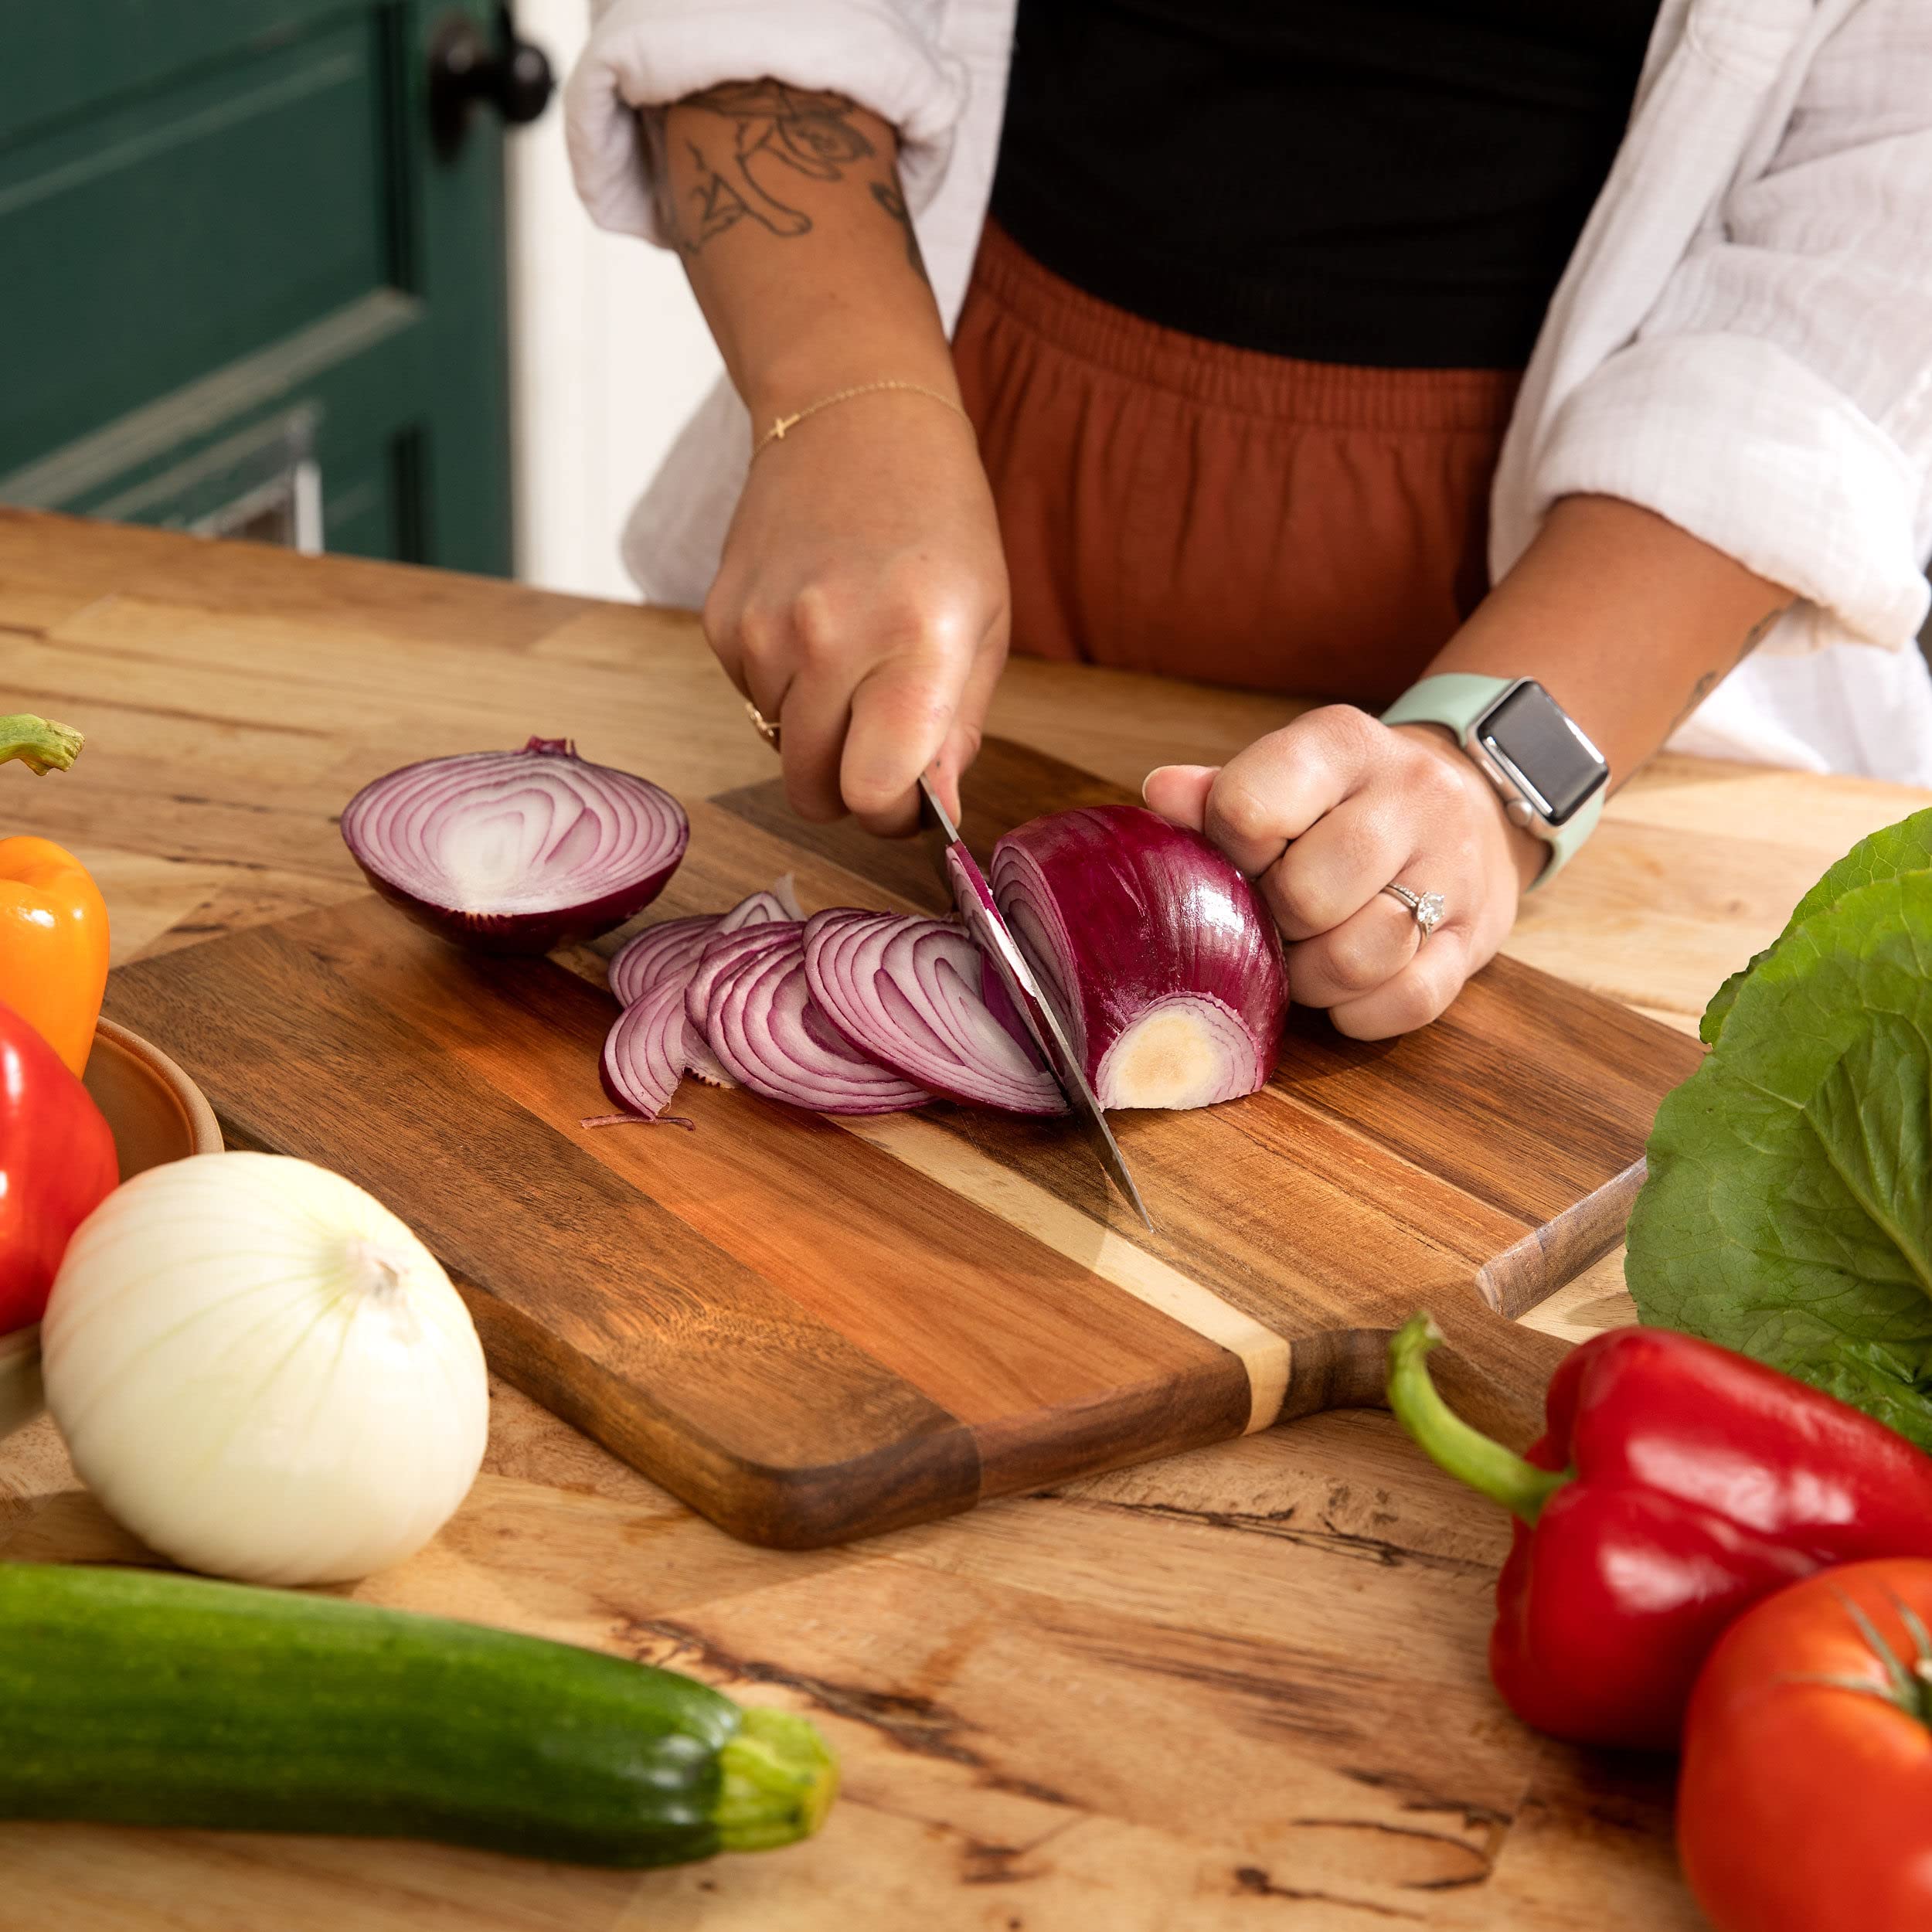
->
(2, 507, 1927, 1931)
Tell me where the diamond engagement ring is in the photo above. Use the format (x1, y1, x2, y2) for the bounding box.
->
(1380, 883, 1446, 939)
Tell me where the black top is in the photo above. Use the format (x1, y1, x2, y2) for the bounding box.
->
(988, 0, 1658, 369)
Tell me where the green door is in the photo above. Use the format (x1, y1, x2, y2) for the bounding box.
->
(0, 0, 536, 573)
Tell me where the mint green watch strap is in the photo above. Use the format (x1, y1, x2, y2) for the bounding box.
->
(1380, 674, 1606, 888)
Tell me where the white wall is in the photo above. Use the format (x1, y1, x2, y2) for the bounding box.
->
(506, 0, 723, 600)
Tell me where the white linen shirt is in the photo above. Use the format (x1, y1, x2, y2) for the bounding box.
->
(566, 0, 1932, 783)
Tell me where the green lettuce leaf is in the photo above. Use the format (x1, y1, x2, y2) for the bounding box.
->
(1629, 868, 1932, 1448)
(1701, 807, 1932, 1044)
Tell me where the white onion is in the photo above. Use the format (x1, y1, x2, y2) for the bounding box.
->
(42, 1153, 488, 1586)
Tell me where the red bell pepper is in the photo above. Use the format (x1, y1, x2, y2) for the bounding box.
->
(1386, 1314, 1932, 1751)
(0, 998, 118, 1334)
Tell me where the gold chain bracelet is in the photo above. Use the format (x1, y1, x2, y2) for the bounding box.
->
(751, 380, 973, 461)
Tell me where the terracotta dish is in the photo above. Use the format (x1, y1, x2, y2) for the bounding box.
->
(0, 1019, 222, 1438)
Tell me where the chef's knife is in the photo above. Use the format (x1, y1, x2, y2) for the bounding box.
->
(916, 773, 1154, 1230)
(741, 700, 1152, 1227)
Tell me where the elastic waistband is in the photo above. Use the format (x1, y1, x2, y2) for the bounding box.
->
(968, 219, 1522, 433)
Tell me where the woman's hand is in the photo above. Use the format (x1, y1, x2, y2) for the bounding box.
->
(703, 393, 1010, 838)
(1143, 707, 1544, 1039)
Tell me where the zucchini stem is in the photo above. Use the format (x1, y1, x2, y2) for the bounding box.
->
(713, 1706, 839, 1852)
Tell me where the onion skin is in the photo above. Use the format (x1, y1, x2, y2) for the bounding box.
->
(342, 739, 688, 955)
(989, 804, 1287, 1109)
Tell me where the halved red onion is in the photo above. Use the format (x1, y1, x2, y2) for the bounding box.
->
(803, 910, 1066, 1114)
(989, 804, 1287, 1110)
(705, 927, 932, 1116)
(608, 913, 717, 1007)
(599, 975, 691, 1119)
(342, 737, 687, 954)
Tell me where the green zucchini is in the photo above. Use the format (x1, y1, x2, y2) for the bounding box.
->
(0, 1562, 835, 1867)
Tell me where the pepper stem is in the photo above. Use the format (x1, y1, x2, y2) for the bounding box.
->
(0, 714, 83, 776)
(1386, 1314, 1570, 1525)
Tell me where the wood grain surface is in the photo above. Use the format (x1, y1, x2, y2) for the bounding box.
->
(105, 735, 1695, 1545)
(3, 510, 1929, 1927)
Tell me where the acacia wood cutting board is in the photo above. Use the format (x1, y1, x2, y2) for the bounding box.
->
(104, 739, 1702, 1547)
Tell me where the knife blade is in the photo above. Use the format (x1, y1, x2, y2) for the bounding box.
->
(917, 774, 1154, 1230)
(740, 702, 1152, 1229)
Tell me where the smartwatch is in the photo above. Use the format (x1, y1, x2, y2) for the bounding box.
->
(1380, 674, 1609, 886)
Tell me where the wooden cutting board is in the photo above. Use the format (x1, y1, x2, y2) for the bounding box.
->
(104, 739, 1701, 1547)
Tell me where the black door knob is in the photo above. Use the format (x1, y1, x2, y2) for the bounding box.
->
(429, 6, 556, 155)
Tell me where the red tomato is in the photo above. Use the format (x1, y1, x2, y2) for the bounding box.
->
(1679, 1558, 1932, 1932)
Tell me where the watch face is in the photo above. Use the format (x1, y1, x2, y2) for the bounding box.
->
(1475, 682, 1608, 826)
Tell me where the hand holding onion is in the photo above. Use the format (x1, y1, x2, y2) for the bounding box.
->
(1145, 706, 1545, 1039)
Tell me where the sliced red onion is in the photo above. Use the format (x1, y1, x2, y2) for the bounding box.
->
(679, 919, 786, 1090)
(608, 914, 718, 1006)
(598, 976, 692, 1119)
(719, 887, 794, 932)
(685, 920, 792, 1039)
(803, 910, 1066, 1115)
(989, 804, 1287, 1110)
(608, 882, 799, 1010)
(704, 927, 931, 1115)
(684, 1036, 735, 1089)
(342, 737, 687, 954)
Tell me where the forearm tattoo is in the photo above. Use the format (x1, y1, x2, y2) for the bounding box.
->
(665, 78, 924, 278)
(869, 179, 926, 275)
(1669, 604, 1791, 735)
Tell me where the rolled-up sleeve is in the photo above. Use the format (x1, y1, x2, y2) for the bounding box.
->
(564, 0, 969, 245)
(1533, 0, 1932, 651)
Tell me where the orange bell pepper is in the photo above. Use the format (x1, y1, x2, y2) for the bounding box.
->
(0, 713, 105, 1075)
(0, 841, 108, 1077)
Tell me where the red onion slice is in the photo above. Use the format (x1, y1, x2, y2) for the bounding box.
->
(705, 928, 931, 1116)
(684, 1037, 735, 1089)
(598, 975, 691, 1119)
(685, 920, 793, 1037)
(990, 804, 1287, 1110)
(803, 910, 1066, 1115)
(655, 887, 805, 1088)
(608, 914, 719, 1006)
(719, 888, 794, 933)
(342, 737, 688, 954)
(610, 882, 800, 1010)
